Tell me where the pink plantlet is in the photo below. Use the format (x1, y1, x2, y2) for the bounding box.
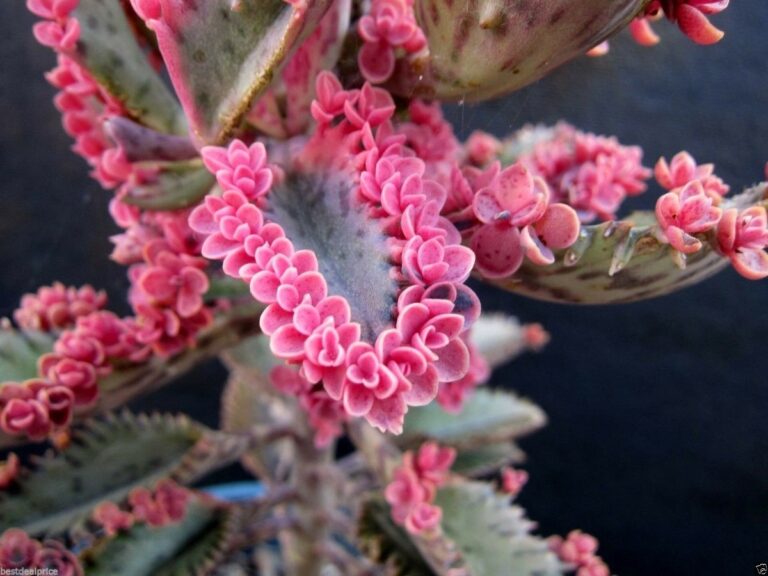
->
(153, 479, 190, 523)
(14, 283, 107, 332)
(465, 131, 501, 167)
(28, 0, 80, 53)
(412, 441, 456, 491)
(655, 151, 729, 199)
(0, 383, 52, 441)
(0, 528, 41, 569)
(91, 501, 134, 537)
(34, 540, 83, 576)
(0, 453, 20, 490)
(137, 241, 210, 319)
(38, 356, 98, 406)
(128, 486, 168, 528)
(585, 41, 610, 57)
(405, 502, 443, 534)
(471, 162, 580, 278)
(385, 442, 454, 535)
(646, 0, 730, 45)
(522, 123, 651, 222)
(201, 141, 275, 201)
(269, 365, 347, 448)
(550, 530, 600, 566)
(501, 466, 529, 496)
(357, 0, 426, 84)
(717, 206, 768, 280)
(629, 14, 662, 46)
(655, 180, 722, 254)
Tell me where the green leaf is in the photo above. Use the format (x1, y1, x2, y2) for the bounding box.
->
(0, 412, 246, 536)
(72, 0, 185, 134)
(0, 328, 54, 382)
(481, 183, 768, 304)
(402, 389, 546, 449)
(121, 161, 215, 210)
(357, 498, 436, 576)
(266, 172, 398, 341)
(451, 442, 525, 477)
(83, 500, 237, 576)
(221, 336, 295, 483)
(150, 0, 332, 145)
(435, 480, 563, 576)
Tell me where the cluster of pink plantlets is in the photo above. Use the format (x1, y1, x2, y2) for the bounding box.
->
(14, 283, 106, 333)
(385, 442, 455, 535)
(549, 531, 611, 576)
(518, 124, 652, 223)
(468, 162, 582, 278)
(46, 55, 136, 188)
(190, 72, 479, 435)
(0, 528, 82, 576)
(28, 0, 80, 52)
(357, 0, 425, 84)
(92, 480, 190, 535)
(500, 466, 529, 496)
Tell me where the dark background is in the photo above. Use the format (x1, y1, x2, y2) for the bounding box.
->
(1, 3, 766, 575)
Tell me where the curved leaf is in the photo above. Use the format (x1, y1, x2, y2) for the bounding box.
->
(401, 389, 546, 449)
(479, 183, 768, 304)
(72, 0, 185, 134)
(0, 412, 247, 536)
(149, 0, 332, 145)
(393, 0, 645, 101)
(122, 161, 215, 210)
(435, 480, 563, 576)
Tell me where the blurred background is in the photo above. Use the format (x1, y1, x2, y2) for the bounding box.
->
(1, 3, 766, 575)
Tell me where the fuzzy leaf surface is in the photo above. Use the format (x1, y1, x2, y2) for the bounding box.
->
(435, 480, 563, 576)
(267, 172, 398, 341)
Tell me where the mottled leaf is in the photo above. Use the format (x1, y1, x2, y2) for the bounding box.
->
(482, 183, 768, 304)
(72, 0, 185, 133)
(149, 0, 332, 145)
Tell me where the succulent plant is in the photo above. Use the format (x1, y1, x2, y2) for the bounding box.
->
(1, 0, 760, 574)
